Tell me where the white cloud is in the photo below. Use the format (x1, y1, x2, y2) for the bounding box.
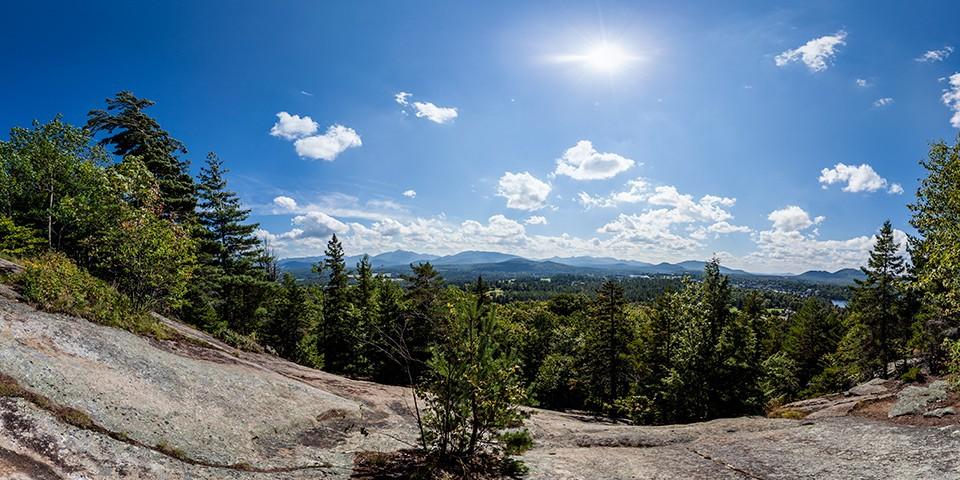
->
(767, 206, 824, 232)
(412, 101, 458, 124)
(291, 211, 350, 238)
(578, 177, 649, 208)
(293, 124, 362, 161)
(943, 72, 960, 128)
(743, 214, 909, 274)
(873, 97, 894, 107)
(855, 78, 869, 87)
(269, 112, 319, 140)
(916, 46, 954, 63)
(595, 185, 744, 251)
(818, 163, 899, 193)
(554, 140, 636, 180)
(707, 221, 752, 234)
(395, 91, 411, 106)
(775, 31, 847, 72)
(497, 171, 551, 211)
(525, 215, 547, 225)
(460, 215, 527, 246)
(273, 196, 298, 211)
(402, 189, 417, 198)
(888, 183, 904, 195)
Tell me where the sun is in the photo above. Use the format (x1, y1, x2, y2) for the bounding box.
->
(550, 41, 639, 73)
(582, 43, 633, 72)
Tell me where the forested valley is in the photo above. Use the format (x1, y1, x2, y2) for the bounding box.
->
(3, 92, 960, 475)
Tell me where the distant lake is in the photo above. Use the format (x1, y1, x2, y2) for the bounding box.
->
(831, 299, 849, 308)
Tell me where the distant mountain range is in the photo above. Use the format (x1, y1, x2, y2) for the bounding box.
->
(277, 249, 865, 285)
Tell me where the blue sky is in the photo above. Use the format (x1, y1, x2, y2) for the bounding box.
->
(2, 1, 959, 273)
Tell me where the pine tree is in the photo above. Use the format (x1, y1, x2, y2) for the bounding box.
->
(86, 91, 196, 220)
(782, 298, 842, 391)
(583, 280, 633, 411)
(193, 152, 267, 333)
(850, 220, 907, 378)
(196, 153, 262, 274)
(320, 234, 353, 373)
(352, 255, 377, 375)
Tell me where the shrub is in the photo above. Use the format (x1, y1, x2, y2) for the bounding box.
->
(420, 286, 527, 473)
(0, 216, 44, 258)
(899, 366, 923, 383)
(14, 252, 169, 339)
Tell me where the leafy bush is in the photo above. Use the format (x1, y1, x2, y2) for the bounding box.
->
(420, 286, 527, 472)
(15, 252, 169, 339)
(498, 429, 533, 456)
(899, 366, 923, 383)
(0, 216, 44, 258)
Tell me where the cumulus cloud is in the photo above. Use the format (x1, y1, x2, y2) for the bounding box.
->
(554, 140, 636, 180)
(768, 206, 824, 232)
(743, 215, 909, 274)
(291, 211, 350, 237)
(269, 112, 318, 140)
(402, 189, 417, 198)
(595, 185, 746, 251)
(497, 171, 551, 211)
(273, 196, 298, 211)
(395, 92, 458, 123)
(818, 163, 900, 193)
(578, 178, 649, 209)
(855, 78, 869, 87)
(412, 102, 458, 124)
(943, 73, 960, 128)
(916, 46, 953, 63)
(888, 183, 904, 195)
(775, 31, 847, 72)
(525, 215, 547, 225)
(873, 97, 894, 107)
(293, 124, 362, 161)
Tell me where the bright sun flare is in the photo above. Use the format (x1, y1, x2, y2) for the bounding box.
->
(552, 41, 638, 73)
(583, 43, 632, 72)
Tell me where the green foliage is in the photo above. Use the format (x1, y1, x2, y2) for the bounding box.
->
(86, 91, 196, 220)
(909, 135, 960, 372)
(782, 297, 842, 390)
(498, 429, 534, 456)
(899, 366, 923, 383)
(760, 352, 800, 405)
(0, 216, 43, 258)
(15, 253, 169, 338)
(848, 220, 909, 378)
(582, 280, 635, 412)
(421, 281, 526, 464)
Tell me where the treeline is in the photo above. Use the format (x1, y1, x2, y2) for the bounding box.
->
(2, 93, 960, 428)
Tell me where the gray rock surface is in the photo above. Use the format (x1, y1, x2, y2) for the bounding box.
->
(924, 407, 956, 418)
(2, 293, 960, 478)
(890, 381, 951, 417)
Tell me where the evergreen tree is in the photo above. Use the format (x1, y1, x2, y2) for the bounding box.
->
(850, 220, 907, 377)
(582, 280, 633, 411)
(264, 273, 321, 367)
(193, 152, 267, 333)
(86, 91, 196, 220)
(782, 298, 843, 391)
(196, 153, 263, 274)
(404, 261, 446, 377)
(320, 234, 354, 373)
(352, 255, 377, 375)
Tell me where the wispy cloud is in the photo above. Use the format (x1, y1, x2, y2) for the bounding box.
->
(775, 31, 847, 72)
(916, 46, 953, 63)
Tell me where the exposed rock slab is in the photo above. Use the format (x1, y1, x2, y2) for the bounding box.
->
(890, 381, 951, 417)
(2, 293, 960, 479)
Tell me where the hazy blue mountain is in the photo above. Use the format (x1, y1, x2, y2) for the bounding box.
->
(431, 251, 521, 265)
(277, 249, 865, 286)
(793, 268, 866, 284)
(546, 256, 654, 268)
